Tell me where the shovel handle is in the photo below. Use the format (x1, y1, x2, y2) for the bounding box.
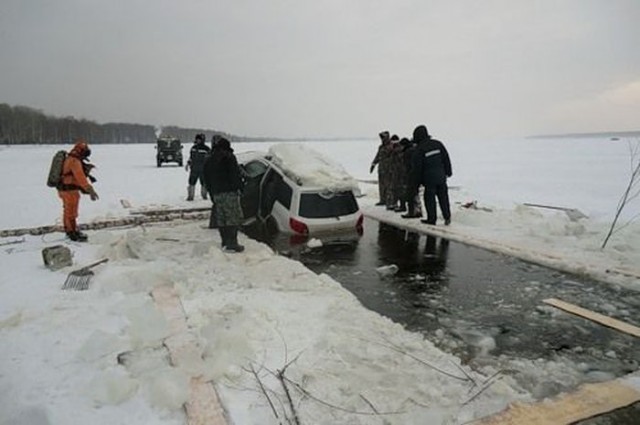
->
(523, 203, 569, 211)
(82, 258, 109, 270)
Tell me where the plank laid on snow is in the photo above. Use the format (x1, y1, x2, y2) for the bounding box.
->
(151, 286, 188, 335)
(543, 298, 640, 338)
(131, 207, 211, 216)
(151, 285, 228, 425)
(475, 373, 640, 424)
(187, 377, 228, 425)
(0, 212, 209, 237)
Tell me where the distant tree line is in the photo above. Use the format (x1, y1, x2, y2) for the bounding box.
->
(0, 102, 356, 145)
(0, 103, 239, 145)
(0, 103, 158, 144)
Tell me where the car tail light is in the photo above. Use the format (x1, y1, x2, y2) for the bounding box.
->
(289, 217, 309, 235)
(356, 213, 364, 235)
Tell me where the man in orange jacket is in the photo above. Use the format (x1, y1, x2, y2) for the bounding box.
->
(58, 139, 99, 242)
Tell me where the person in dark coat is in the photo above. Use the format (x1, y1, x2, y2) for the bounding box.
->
(186, 133, 211, 201)
(387, 134, 404, 211)
(411, 125, 452, 225)
(369, 131, 392, 206)
(203, 137, 245, 252)
(400, 138, 423, 218)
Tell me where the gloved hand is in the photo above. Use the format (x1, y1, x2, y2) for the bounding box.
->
(185, 163, 190, 171)
(88, 186, 99, 201)
(369, 164, 375, 174)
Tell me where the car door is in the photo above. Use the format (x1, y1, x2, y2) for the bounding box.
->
(258, 169, 282, 220)
(239, 159, 269, 223)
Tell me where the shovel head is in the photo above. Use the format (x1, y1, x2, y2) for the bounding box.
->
(565, 208, 588, 222)
(62, 269, 95, 291)
(61, 258, 108, 291)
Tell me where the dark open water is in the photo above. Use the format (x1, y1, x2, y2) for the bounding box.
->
(244, 218, 640, 423)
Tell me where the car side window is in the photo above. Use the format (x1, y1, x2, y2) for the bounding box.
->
(276, 179, 292, 209)
(242, 160, 269, 179)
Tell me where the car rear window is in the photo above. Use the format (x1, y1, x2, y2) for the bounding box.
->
(298, 191, 358, 218)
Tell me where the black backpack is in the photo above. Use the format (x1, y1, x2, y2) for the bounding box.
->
(47, 150, 67, 188)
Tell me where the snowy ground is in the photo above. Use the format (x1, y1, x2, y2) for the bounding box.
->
(0, 138, 639, 424)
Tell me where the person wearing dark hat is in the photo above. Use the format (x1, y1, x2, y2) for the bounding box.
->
(370, 131, 392, 206)
(186, 133, 211, 201)
(211, 134, 222, 149)
(399, 137, 422, 218)
(411, 125, 452, 225)
(387, 134, 405, 211)
(203, 137, 245, 252)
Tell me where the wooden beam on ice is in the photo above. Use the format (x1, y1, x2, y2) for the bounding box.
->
(475, 299, 640, 423)
(474, 373, 640, 424)
(543, 298, 640, 338)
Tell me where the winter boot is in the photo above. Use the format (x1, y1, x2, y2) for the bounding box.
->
(186, 185, 195, 201)
(201, 186, 208, 200)
(223, 227, 245, 253)
(67, 231, 88, 242)
(218, 227, 230, 248)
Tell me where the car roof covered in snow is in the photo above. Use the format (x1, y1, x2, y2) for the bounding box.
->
(268, 143, 359, 192)
(236, 150, 268, 163)
(237, 144, 360, 193)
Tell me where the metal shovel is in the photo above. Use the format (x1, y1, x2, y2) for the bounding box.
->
(62, 258, 109, 291)
(523, 203, 588, 222)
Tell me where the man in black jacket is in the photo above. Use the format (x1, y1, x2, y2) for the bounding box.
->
(186, 133, 211, 201)
(411, 125, 452, 225)
(203, 137, 245, 252)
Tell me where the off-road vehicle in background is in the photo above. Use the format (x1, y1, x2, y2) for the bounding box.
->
(155, 137, 183, 167)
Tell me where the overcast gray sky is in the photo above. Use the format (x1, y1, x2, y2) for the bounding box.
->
(1, 0, 638, 140)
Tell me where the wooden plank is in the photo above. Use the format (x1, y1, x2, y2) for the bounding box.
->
(475, 375, 640, 424)
(131, 207, 211, 216)
(543, 298, 640, 338)
(0, 212, 209, 238)
(151, 286, 188, 336)
(151, 285, 228, 425)
(187, 377, 228, 425)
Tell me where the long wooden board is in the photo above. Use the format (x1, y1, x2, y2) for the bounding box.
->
(543, 298, 640, 338)
(475, 374, 640, 424)
(0, 212, 209, 238)
(151, 286, 228, 425)
(131, 207, 211, 216)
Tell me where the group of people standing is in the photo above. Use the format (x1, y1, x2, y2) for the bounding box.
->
(185, 133, 245, 253)
(56, 134, 245, 253)
(370, 124, 452, 226)
(56, 126, 448, 247)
